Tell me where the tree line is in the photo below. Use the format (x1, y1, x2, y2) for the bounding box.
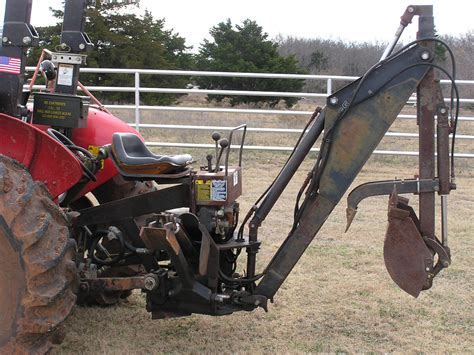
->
(277, 33, 474, 96)
(28, 1, 473, 107)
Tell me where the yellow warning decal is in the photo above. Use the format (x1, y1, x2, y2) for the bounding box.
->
(88, 145, 104, 169)
(88, 145, 100, 156)
(195, 179, 211, 201)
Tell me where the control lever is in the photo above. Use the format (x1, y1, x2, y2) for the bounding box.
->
(214, 138, 229, 173)
(211, 131, 221, 164)
(206, 154, 213, 172)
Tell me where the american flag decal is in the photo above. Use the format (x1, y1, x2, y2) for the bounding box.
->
(0, 56, 21, 74)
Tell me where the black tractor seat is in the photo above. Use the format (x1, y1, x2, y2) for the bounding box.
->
(110, 133, 193, 179)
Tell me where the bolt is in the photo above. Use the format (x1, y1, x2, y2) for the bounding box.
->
(79, 43, 86, 50)
(144, 275, 158, 291)
(2, 36, 8, 43)
(439, 107, 447, 114)
(421, 51, 430, 60)
(22, 36, 31, 45)
(367, 89, 374, 96)
(425, 267, 430, 272)
(329, 96, 339, 105)
(407, 6, 415, 13)
(442, 261, 450, 268)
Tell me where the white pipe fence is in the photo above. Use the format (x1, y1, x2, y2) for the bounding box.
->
(26, 67, 474, 158)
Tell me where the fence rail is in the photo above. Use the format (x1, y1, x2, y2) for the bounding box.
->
(25, 67, 474, 158)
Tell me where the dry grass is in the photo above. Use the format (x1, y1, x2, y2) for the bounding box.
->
(111, 95, 474, 159)
(55, 96, 474, 353)
(55, 151, 474, 354)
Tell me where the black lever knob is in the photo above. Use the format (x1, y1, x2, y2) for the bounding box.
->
(211, 132, 221, 142)
(219, 138, 229, 148)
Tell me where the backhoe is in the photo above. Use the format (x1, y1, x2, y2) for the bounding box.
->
(0, 1, 458, 353)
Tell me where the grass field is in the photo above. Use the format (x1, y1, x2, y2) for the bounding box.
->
(55, 150, 474, 353)
(52, 93, 474, 353)
(110, 95, 474, 159)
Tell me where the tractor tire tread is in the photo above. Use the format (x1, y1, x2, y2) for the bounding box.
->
(0, 155, 77, 355)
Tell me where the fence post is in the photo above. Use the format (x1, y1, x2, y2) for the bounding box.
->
(135, 71, 140, 132)
(327, 78, 333, 95)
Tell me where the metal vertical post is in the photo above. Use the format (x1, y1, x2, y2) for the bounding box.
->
(416, 6, 436, 239)
(0, 0, 38, 117)
(135, 71, 140, 132)
(326, 78, 332, 96)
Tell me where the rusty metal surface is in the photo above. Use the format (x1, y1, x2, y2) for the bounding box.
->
(345, 178, 439, 232)
(417, 10, 436, 239)
(75, 183, 189, 227)
(81, 276, 146, 293)
(417, 69, 437, 239)
(198, 224, 219, 289)
(436, 101, 451, 195)
(384, 192, 433, 297)
(256, 47, 432, 299)
(140, 226, 195, 288)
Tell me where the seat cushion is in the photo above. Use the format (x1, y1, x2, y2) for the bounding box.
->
(111, 133, 193, 176)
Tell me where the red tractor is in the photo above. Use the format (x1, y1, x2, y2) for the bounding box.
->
(0, 1, 457, 353)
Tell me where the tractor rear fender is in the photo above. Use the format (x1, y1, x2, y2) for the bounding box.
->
(0, 113, 83, 199)
(69, 107, 142, 196)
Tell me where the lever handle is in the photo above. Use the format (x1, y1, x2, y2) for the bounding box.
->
(206, 154, 213, 172)
(214, 138, 228, 173)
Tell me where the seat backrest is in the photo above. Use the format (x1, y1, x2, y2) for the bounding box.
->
(115, 133, 150, 158)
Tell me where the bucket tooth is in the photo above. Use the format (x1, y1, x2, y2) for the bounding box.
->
(383, 192, 433, 297)
(345, 207, 357, 233)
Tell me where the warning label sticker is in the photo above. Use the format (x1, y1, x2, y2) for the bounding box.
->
(196, 180, 211, 201)
(57, 64, 74, 86)
(211, 180, 227, 201)
(88, 145, 104, 169)
(195, 179, 227, 202)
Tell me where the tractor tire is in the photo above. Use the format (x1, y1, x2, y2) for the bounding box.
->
(78, 175, 156, 306)
(0, 155, 77, 355)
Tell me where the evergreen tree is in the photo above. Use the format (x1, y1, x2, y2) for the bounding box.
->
(195, 19, 305, 107)
(28, 1, 192, 105)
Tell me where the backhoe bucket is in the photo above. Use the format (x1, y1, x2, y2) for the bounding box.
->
(384, 192, 433, 297)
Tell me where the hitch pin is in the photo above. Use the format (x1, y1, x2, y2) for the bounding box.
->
(441, 195, 448, 247)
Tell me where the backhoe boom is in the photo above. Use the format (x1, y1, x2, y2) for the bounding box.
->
(253, 43, 435, 298)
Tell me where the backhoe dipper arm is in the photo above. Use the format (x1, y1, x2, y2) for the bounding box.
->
(250, 43, 435, 300)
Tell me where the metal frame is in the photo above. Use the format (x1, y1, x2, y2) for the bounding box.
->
(24, 67, 474, 158)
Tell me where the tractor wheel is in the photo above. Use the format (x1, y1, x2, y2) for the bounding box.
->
(0, 155, 77, 354)
(78, 175, 156, 306)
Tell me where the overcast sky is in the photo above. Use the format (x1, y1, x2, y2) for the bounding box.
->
(1, 0, 473, 51)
